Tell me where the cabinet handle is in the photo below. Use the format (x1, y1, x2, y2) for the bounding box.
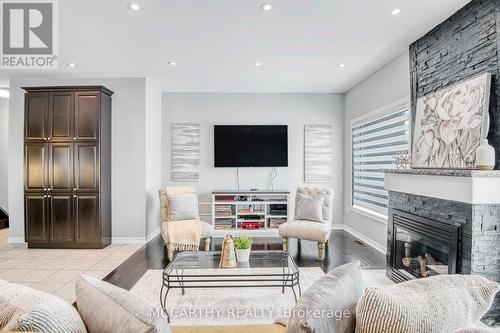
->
(43, 195, 47, 198)
(43, 137, 47, 141)
(47, 195, 51, 198)
(47, 137, 51, 141)
(73, 188, 76, 191)
(73, 137, 76, 141)
(73, 195, 77, 198)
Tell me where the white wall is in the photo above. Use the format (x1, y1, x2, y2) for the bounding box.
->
(343, 51, 410, 248)
(8, 77, 149, 242)
(0, 98, 8, 213)
(5, 63, 409, 245)
(145, 79, 163, 239)
(162, 93, 345, 224)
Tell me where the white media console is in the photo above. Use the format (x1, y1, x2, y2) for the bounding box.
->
(211, 190, 290, 237)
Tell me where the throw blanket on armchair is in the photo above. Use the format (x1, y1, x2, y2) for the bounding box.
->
(167, 219, 202, 252)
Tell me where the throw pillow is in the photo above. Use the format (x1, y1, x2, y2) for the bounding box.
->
(294, 193, 324, 222)
(0, 278, 87, 333)
(355, 275, 500, 333)
(168, 193, 199, 221)
(17, 300, 87, 333)
(76, 275, 170, 333)
(284, 261, 363, 333)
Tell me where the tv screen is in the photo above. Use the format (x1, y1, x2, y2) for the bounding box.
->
(214, 125, 288, 167)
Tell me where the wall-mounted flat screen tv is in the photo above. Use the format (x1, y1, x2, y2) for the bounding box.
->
(214, 125, 288, 167)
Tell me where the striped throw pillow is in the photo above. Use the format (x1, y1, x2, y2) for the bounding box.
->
(17, 300, 87, 333)
(355, 275, 500, 333)
(0, 278, 87, 333)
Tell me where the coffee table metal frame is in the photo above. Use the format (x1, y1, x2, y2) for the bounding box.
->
(159, 251, 301, 323)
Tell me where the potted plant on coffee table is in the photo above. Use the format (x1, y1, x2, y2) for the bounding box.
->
(234, 235, 253, 262)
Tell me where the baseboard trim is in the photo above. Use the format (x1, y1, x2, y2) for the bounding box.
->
(146, 227, 160, 243)
(9, 234, 159, 245)
(111, 237, 147, 244)
(332, 224, 387, 255)
(8, 237, 26, 244)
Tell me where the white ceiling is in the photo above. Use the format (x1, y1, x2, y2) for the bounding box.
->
(2, 0, 471, 93)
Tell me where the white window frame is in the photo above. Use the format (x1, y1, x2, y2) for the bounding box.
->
(349, 97, 410, 223)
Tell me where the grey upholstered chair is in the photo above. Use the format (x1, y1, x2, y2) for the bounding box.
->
(159, 186, 214, 260)
(279, 187, 333, 260)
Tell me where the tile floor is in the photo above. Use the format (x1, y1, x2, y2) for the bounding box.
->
(0, 242, 142, 303)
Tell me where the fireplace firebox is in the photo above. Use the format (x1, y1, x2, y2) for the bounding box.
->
(388, 210, 461, 283)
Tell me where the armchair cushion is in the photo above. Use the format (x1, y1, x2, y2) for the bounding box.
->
(279, 220, 331, 243)
(294, 193, 324, 222)
(296, 187, 333, 223)
(159, 187, 196, 224)
(168, 193, 199, 221)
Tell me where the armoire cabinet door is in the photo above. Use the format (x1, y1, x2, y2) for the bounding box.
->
(74, 143, 99, 191)
(48, 92, 74, 141)
(75, 92, 100, 140)
(25, 93, 49, 141)
(75, 194, 100, 244)
(50, 195, 74, 244)
(25, 144, 48, 192)
(25, 195, 49, 244)
(49, 143, 73, 192)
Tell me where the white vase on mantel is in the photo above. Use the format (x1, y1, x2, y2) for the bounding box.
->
(475, 139, 495, 171)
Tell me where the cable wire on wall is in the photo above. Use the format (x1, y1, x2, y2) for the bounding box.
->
(267, 167, 277, 190)
(236, 167, 240, 191)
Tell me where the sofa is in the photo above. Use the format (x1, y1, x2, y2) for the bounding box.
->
(1, 263, 498, 333)
(170, 324, 285, 332)
(0, 275, 284, 333)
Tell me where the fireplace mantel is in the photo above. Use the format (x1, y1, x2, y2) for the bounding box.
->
(383, 169, 500, 205)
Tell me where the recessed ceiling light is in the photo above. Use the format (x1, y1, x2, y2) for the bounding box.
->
(260, 3, 272, 11)
(391, 8, 401, 15)
(337, 63, 345, 68)
(254, 62, 262, 67)
(127, 3, 141, 11)
(67, 62, 77, 68)
(168, 61, 177, 66)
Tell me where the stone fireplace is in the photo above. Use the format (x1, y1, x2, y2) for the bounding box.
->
(384, 169, 500, 325)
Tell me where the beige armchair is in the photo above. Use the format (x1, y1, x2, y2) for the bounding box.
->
(159, 186, 214, 260)
(279, 187, 333, 260)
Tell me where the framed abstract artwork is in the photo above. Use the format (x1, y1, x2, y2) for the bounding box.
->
(304, 125, 332, 182)
(411, 73, 491, 169)
(171, 123, 200, 181)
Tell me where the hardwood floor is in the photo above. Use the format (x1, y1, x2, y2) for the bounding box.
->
(104, 230, 386, 290)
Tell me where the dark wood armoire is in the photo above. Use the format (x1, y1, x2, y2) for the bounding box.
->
(23, 86, 113, 248)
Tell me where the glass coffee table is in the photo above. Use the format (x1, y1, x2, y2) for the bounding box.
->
(159, 251, 301, 322)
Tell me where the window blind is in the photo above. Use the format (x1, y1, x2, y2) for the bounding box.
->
(351, 102, 409, 216)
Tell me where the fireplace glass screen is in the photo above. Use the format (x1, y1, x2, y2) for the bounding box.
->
(394, 225, 450, 279)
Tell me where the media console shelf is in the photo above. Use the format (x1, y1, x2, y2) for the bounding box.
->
(211, 190, 290, 237)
